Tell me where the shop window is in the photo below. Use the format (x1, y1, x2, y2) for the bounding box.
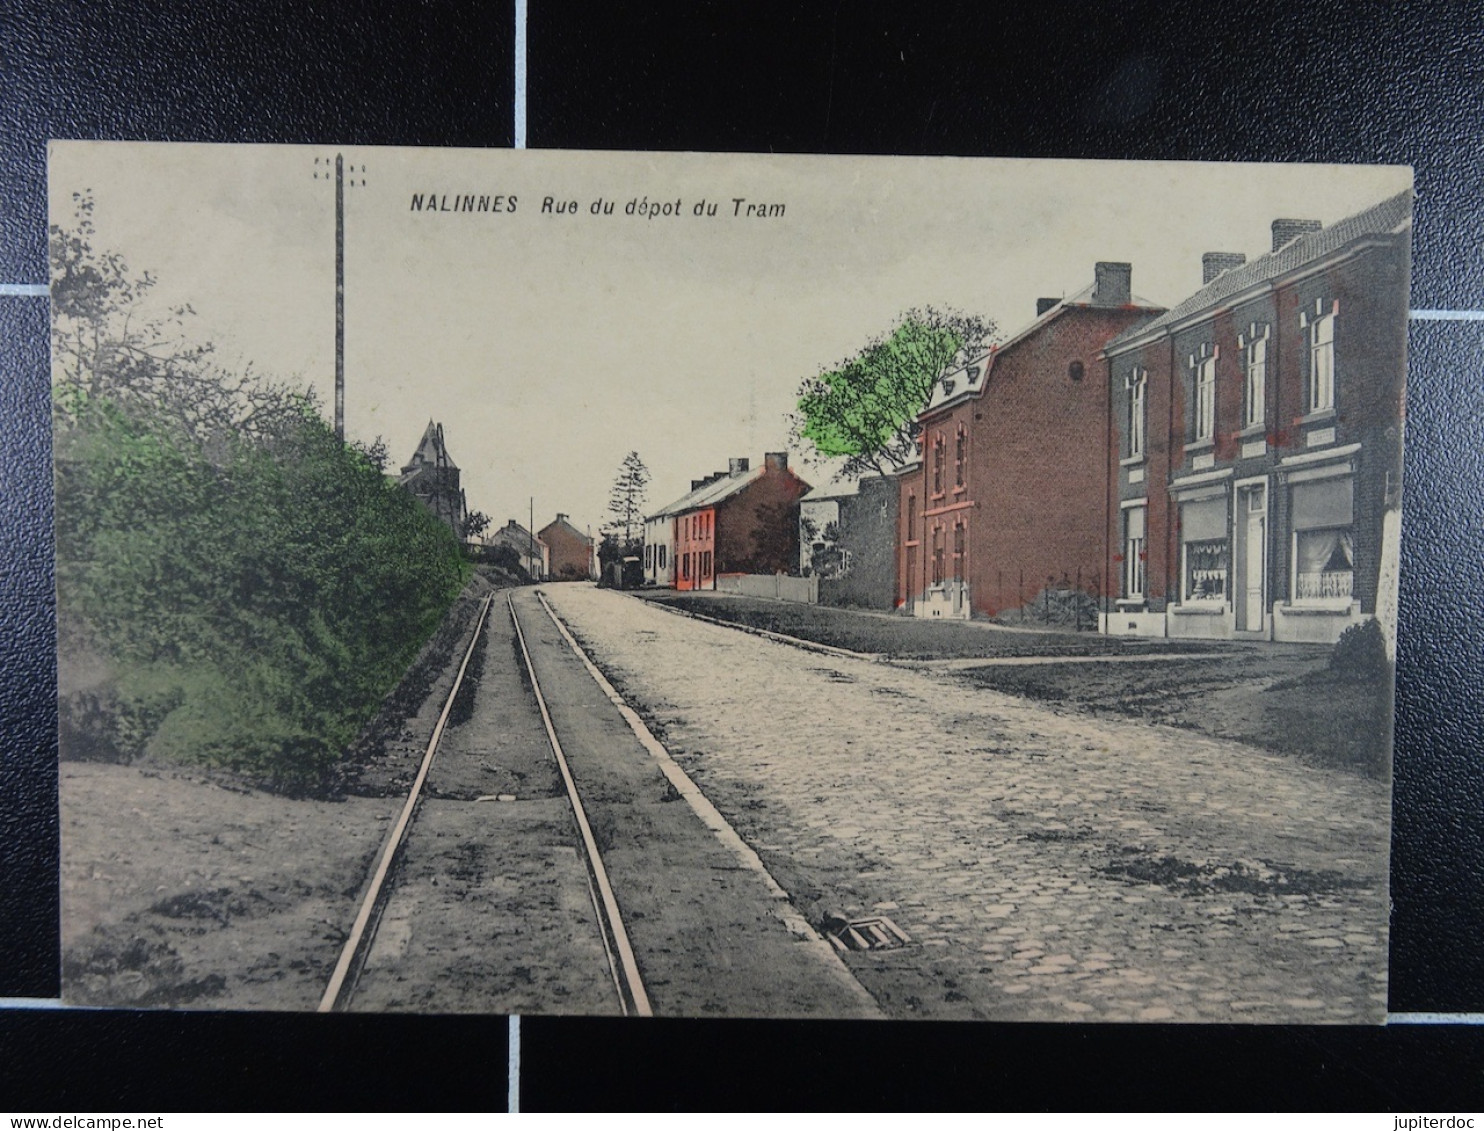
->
(1124, 506, 1146, 599)
(1291, 476, 1354, 603)
(1180, 495, 1228, 602)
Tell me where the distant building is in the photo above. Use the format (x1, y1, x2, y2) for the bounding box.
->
(399, 420, 468, 535)
(1102, 190, 1411, 643)
(486, 519, 548, 580)
(538, 514, 596, 581)
(897, 264, 1165, 620)
(647, 453, 811, 590)
(799, 473, 898, 609)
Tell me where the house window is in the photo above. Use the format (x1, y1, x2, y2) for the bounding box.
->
(1192, 349, 1217, 442)
(906, 493, 917, 540)
(1291, 476, 1354, 603)
(658, 545, 666, 570)
(701, 550, 712, 580)
(1305, 301, 1337, 413)
(1069, 360, 1084, 382)
(954, 427, 967, 489)
(1124, 506, 1146, 599)
(1180, 495, 1228, 602)
(1242, 326, 1268, 429)
(905, 544, 917, 593)
(1126, 368, 1147, 458)
(952, 522, 965, 581)
(932, 434, 946, 494)
(931, 526, 945, 585)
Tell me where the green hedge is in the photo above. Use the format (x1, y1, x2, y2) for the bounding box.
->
(56, 394, 470, 792)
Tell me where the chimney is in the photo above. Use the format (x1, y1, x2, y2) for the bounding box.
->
(1092, 262, 1132, 306)
(1036, 297, 1060, 316)
(764, 451, 789, 472)
(729, 457, 750, 476)
(1202, 252, 1246, 284)
(1271, 218, 1322, 252)
(556, 513, 567, 522)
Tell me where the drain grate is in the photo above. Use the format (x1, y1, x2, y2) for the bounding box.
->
(828, 915, 912, 953)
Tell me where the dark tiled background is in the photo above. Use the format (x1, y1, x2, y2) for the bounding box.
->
(4, 0, 1482, 1110)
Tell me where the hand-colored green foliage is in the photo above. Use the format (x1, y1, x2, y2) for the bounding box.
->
(792, 308, 996, 479)
(53, 195, 469, 793)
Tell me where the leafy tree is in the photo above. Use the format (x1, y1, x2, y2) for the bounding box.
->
(605, 450, 650, 546)
(791, 307, 996, 478)
(52, 192, 470, 793)
(461, 510, 491, 541)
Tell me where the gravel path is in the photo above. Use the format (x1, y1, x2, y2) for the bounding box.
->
(545, 585, 1391, 1023)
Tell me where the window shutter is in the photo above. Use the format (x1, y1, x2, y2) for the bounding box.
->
(1181, 497, 1227, 542)
(1291, 477, 1353, 529)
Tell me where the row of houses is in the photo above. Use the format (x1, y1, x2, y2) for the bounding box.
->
(398, 420, 596, 580)
(642, 452, 811, 590)
(882, 188, 1410, 644)
(776, 189, 1407, 645)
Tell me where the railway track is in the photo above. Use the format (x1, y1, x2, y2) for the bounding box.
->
(316, 584, 876, 1019)
(317, 589, 649, 1016)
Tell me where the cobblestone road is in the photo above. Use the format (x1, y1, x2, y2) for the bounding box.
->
(545, 586, 1391, 1023)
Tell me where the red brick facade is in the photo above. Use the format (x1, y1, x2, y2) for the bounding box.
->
(537, 514, 593, 581)
(1103, 192, 1410, 643)
(896, 266, 1164, 621)
(662, 453, 810, 590)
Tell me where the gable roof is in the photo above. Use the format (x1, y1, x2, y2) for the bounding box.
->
(648, 466, 766, 519)
(538, 515, 590, 543)
(1106, 188, 1413, 352)
(924, 284, 1164, 415)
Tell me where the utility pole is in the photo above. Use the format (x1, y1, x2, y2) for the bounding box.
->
(316, 153, 365, 442)
(335, 153, 344, 441)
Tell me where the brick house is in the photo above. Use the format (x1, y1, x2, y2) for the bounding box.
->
(799, 473, 898, 609)
(647, 453, 811, 590)
(538, 513, 595, 581)
(896, 264, 1165, 620)
(1102, 190, 1411, 644)
(398, 420, 467, 536)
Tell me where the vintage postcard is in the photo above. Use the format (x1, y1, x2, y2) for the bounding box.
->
(51, 143, 1409, 1020)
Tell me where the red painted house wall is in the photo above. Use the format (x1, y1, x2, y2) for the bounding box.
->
(899, 285, 1162, 620)
(673, 506, 715, 590)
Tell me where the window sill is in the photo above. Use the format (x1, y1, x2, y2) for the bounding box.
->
(1172, 603, 1226, 616)
(1115, 599, 1147, 610)
(1239, 422, 1266, 438)
(1119, 455, 1146, 467)
(1298, 409, 1336, 425)
(1186, 437, 1215, 452)
(1279, 601, 1356, 616)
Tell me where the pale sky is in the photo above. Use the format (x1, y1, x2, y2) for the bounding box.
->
(48, 143, 1411, 536)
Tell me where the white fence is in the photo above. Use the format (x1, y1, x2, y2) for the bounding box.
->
(715, 573, 819, 604)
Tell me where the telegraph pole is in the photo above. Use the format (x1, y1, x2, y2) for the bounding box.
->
(335, 153, 344, 441)
(316, 153, 364, 441)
